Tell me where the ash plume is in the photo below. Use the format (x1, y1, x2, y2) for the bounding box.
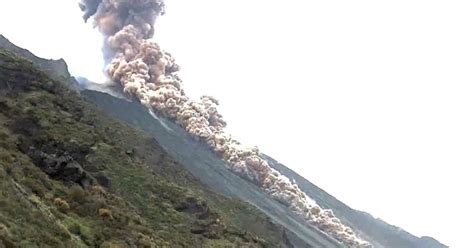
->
(79, 0, 101, 22)
(80, 1, 371, 247)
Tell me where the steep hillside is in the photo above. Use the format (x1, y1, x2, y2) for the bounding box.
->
(0, 35, 448, 248)
(82, 89, 345, 248)
(80, 58, 447, 248)
(0, 35, 76, 87)
(80, 87, 448, 248)
(0, 48, 296, 247)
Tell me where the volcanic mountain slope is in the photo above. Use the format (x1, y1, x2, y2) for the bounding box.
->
(79, 59, 448, 247)
(81, 87, 448, 248)
(0, 36, 448, 248)
(0, 41, 301, 247)
(82, 90, 344, 248)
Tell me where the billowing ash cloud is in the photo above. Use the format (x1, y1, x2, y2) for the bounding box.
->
(80, 1, 371, 247)
(78, 0, 101, 22)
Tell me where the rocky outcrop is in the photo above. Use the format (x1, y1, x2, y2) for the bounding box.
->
(0, 35, 78, 89)
(28, 150, 91, 187)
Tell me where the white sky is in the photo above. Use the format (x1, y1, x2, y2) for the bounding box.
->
(1, 1, 473, 247)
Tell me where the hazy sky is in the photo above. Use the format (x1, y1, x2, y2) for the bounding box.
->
(1, 1, 473, 247)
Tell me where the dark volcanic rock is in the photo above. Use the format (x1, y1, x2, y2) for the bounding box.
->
(42, 154, 83, 181)
(27, 149, 91, 187)
(94, 172, 112, 188)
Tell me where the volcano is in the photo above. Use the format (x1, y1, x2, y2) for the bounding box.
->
(0, 25, 447, 248)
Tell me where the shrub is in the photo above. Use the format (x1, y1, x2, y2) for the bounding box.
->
(0, 223, 10, 238)
(90, 185, 106, 197)
(74, 198, 107, 217)
(100, 241, 125, 248)
(0, 223, 15, 248)
(98, 208, 113, 220)
(138, 234, 152, 248)
(68, 185, 87, 203)
(54, 197, 70, 212)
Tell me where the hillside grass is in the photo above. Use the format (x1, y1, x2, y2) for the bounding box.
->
(0, 49, 289, 247)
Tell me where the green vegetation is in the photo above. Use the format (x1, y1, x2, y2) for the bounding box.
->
(0, 49, 290, 247)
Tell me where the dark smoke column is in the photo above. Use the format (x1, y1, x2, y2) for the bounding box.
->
(79, 1, 372, 247)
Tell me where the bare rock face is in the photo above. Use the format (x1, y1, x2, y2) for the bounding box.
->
(24, 148, 92, 188)
(40, 154, 84, 180)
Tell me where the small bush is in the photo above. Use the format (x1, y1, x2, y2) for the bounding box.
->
(0, 223, 10, 238)
(74, 198, 107, 217)
(54, 197, 70, 212)
(100, 242, 125, 248)
(69, 185, 87, 203)
(90, 185, 106, 197)
(98, 208, 113, 220)
(138, 234, 152, 248)
(66, 222, 81, 235)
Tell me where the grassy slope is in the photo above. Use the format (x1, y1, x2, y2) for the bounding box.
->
(0, 49, 290, 247)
